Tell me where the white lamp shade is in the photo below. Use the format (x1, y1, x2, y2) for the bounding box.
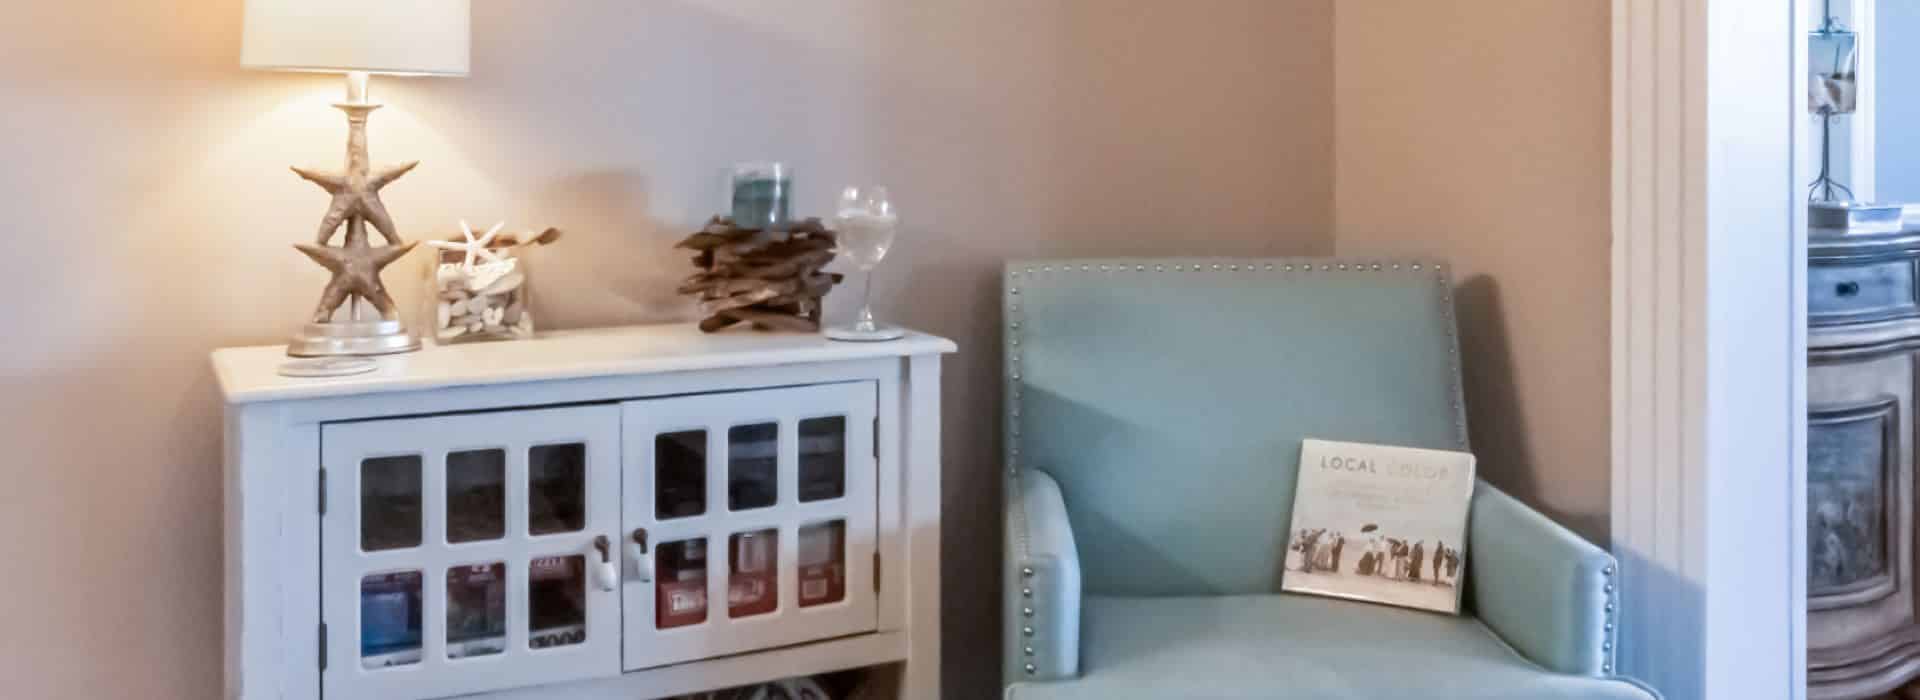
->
(242, 0, 470, 76)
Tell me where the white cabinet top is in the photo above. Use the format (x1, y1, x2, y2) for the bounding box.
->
(211, 323, 957, 404)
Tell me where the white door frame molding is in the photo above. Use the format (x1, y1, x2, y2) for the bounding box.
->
(1610, 1, 1807, 699)
(1849, 0, 1877, 202)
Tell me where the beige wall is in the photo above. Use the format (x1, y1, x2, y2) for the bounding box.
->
(0, 1, 1332, 698)
(1333, 1, 1613, 540)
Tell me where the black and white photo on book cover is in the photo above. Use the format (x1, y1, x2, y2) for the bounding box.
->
(1281, 438, 1476, 614)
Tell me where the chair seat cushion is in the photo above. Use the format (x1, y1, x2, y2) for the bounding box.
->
(1006, 595, 1656, 700)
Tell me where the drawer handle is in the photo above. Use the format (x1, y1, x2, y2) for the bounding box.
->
(1836, 281, 1861, 298)
(631, 528, 653, 583)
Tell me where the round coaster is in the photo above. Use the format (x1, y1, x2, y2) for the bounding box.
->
(278, 357, 378, 378)
(824, 324, 907, 342)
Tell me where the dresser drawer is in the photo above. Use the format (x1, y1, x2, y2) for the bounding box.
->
(1810, 259, 1919, 323)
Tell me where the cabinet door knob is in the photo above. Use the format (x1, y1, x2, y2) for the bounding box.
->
(1837, 280, 1861, 297)
(631, 528, 654, 583)
(591, 535, 618, 592)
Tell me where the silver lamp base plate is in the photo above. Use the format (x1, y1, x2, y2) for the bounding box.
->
(288, 320, 421, 357)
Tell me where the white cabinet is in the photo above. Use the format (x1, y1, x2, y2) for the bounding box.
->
(215, 325, 954, 700)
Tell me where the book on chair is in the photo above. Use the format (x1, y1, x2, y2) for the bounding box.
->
(1281, 438, 1476, 614)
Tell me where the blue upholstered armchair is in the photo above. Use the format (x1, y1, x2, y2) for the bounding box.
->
(1000, 259, 1657, 700)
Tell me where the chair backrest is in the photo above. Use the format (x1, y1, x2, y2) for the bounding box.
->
(1005, 258, 1470, 596)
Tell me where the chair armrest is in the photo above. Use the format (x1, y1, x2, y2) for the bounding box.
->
(1004, 469, 1082, 686)
(1468, 482, 1620, 677)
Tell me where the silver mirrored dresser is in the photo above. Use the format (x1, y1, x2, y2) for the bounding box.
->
(1808, 229, 1920, 699)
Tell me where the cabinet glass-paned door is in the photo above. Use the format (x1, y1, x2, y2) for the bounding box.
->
(321, 405, 622, 700)
(621, 382, 880, 670)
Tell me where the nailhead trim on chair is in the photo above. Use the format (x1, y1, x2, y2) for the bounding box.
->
(1002, 259, 1477, 682)
(1602, 562, 1617, 673)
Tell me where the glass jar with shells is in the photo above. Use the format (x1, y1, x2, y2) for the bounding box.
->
(425, 221, 560, 344)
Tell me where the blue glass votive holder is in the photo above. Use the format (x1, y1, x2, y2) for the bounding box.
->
(730, 162, 792, 230)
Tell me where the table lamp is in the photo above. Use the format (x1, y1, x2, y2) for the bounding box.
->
(242, 0, 471, 356)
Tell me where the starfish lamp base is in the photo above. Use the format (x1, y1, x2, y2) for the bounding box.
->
(288, 319, 421, 357)
(283, 71, 424, 360)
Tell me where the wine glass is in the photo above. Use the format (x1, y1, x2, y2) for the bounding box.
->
(826, 186, 904, 341)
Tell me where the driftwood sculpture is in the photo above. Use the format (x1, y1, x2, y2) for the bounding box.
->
(676, 216, 842, 332)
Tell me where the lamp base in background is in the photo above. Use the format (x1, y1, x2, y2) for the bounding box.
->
(288, 320, 420, 357)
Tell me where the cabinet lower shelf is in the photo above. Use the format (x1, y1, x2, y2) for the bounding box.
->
(477, 632, 911, 700)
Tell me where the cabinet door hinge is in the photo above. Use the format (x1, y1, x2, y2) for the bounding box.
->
(317, 468, 327, 515)
(873, 552, 881, 593)
(318, 622, 328, 671)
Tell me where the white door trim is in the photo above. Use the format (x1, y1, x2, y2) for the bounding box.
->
(1850, 0, 1877, 202)
(1610, 1, 1807, 698)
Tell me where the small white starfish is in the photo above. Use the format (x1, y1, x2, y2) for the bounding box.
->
(426, 220, 507, 271)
